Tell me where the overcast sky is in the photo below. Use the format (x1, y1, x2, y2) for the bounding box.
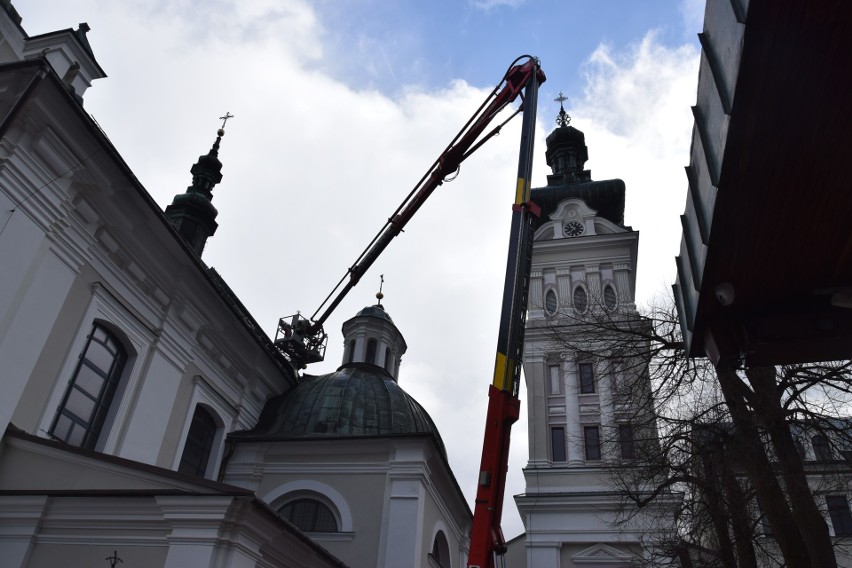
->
(22, 0, 703, 539)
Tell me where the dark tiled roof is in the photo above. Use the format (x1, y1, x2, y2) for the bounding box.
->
(532, 178, 626, 230)
(354, 304, 394, 323)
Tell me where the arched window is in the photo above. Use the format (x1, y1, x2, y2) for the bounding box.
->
(50, 323, 127, 449)
(544, 289, 558, 315)
(573, 286, 588, 313)
(178, 406, 218, 477)
(279, 498, 339, 532)
(603, 284, 617, 310)
(347, 339, 356, 363)
(383, 346, 392, 371)
(366, 338, 377, 365)
(430, 530, 451, 568)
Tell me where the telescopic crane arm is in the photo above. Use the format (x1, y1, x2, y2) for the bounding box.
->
(466, 57, 541, 568)
(274, 56, 545, 371)
(273, 56, 544, 568)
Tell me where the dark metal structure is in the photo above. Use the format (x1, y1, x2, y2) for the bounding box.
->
(674, 0, 852, 367)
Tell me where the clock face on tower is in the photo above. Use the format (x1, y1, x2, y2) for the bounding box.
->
(564, 221, 584, 237)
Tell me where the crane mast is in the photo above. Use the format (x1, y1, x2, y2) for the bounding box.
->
(466, 58, 540, 568)
(273, 57, 544, 567)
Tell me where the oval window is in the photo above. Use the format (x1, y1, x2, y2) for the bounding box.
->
(544, 289, 558, 315)
(573, 286, 588, 313)
(604, 285, 617, 310)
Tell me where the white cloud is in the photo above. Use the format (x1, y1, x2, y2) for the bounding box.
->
(571, 32, 699, 304)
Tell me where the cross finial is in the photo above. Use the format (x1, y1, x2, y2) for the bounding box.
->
(219, 112, 234, 129)
(554, 92, 571, 127)
(376, 274, 385, 305)
(105, 550, 124, 568)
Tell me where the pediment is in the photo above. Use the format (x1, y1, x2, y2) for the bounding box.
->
(572, 542, 636, 565)
(535, 198, 628, 240)
(550, 198, 597, 224)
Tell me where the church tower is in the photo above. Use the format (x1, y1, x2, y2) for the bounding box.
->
(514, 99, 666, 566)
(165, 116, 232, 257)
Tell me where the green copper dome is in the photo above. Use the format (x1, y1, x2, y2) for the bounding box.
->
(355, 304, 394, 323)
(233, 363, 446, 456)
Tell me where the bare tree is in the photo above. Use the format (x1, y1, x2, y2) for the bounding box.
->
(545, 292, 852, 567)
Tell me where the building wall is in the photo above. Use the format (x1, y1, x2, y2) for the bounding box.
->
(0, 61, 292, 479)
(224, 436, 470, 568)
(516, 189, 675, 566)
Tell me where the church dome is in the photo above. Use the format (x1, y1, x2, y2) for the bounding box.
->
(545, 123, 588, 153)
(545, 124, 590, 181)
(355, 304, 394, 323)
(233, 362, 446, 456)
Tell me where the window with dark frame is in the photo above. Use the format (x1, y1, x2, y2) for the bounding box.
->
(813, 434, 833, 461)
(49, 323, 127, 449)
(279, 498, 338, 533)
(827, 495, 852, 537)
(579, 362, 595, 394)
(584, 425, 601, 460)
(178, 406, 218, 477)
(619, 424, 635, 459)
(548, 365, 562, 395)
(551, 426, 566, 462)
(365, 338, 377, 365)
(430, 531, 451, 568)
(346, 340, 356, 363)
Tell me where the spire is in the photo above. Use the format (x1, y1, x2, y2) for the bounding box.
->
(555, 91, 571, 127)
(545, 92, 590, 184)
(376, 274, 385, 306)
(165, 113, 233, 257)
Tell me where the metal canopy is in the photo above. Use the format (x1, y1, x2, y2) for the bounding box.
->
(674, 0, 852, 366)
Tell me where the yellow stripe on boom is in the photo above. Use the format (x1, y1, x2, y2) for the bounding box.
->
(515, 177, 527, 204)
(492, 352, 514, 391)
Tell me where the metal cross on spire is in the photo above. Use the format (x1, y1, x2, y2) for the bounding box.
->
(376, 274, 385, 305)
(105, 550, 123, 567)
(554, 92, 571, 127)
(219, 112, 234, 129)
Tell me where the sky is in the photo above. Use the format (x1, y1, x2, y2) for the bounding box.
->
(21, 0, 704, 540)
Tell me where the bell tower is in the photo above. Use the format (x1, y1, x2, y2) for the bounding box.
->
(514, 97, 668, 566)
